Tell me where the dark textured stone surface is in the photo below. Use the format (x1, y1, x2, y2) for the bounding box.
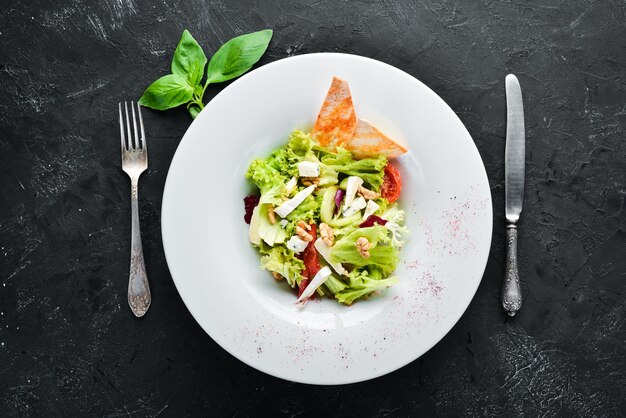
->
(1, 0, 625, 416)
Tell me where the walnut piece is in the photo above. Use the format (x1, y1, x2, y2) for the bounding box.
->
(356, 237, 372, 258)
(297, 220, 312, 231)
(272, 271, 283, 280)
(268, 205, 276, 224)
(319, 222, 334, 246)
(358, 186, 380, 200)
(301, 177, 320, 187)
(296, 221, 314, 242)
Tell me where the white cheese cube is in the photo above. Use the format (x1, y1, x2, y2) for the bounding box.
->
(296, 266, 332, 304)
(314, 238, 348, 276)
(297, 161, 320, 178)
(344, 176, 363, 208)
(286, 236, 309, 253)
(274, 185, 316, 218)
(363, 200, 380, 219)
(342, 196, 367, 217)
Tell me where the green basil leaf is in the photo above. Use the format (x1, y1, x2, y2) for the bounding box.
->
(171, 30, 207, 86)
(188, 105, 201, 119)
(205, 29, 272, 84)
(138, 74, 194, 110)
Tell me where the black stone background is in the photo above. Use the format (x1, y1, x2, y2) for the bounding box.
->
(1, 0, 625, 416)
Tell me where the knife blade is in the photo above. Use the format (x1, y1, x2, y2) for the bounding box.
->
(505, 74, 525, 223)
(502, 74, 525, 316)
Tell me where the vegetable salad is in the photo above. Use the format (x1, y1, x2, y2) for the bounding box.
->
(245, 130, 408, 305)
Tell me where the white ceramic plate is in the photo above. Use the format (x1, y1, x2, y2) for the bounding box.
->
(161, 53, 492, 385)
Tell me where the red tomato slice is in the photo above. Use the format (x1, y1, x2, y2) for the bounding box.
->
(297, 278, 311, 298)
(302, 224, 320, 276)
(381, 163, 402, 203)
(298, 224, 320, 298)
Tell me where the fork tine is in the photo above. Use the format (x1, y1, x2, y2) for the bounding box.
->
(137, 103, 146, 150)
(119, 102, 127, 151)
(131, 101, 140, 150)
(124, 101, 133, 149)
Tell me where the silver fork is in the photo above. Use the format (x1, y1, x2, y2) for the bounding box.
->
(119, 101, 151, 317)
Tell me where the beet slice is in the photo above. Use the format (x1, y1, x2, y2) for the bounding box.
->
(359, 215, 388, 228)
(243, 195, 260, 224)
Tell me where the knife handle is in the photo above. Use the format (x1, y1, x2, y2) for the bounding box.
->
(502, 224, 522, 316)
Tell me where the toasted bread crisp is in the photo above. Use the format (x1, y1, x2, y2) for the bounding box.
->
(311, 77, 357, 150)
(346, 119, 407, 159)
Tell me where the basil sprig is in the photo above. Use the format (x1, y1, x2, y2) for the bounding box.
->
(139, 29, 272, 118)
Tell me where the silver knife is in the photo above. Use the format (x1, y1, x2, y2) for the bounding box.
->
(502, 74, 525, 316)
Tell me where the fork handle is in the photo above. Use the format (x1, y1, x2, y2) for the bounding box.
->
(502, 224, 522, 316)
(128, 176, 151, 317)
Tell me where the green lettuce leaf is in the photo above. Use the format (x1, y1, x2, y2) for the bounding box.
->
(288, 131, 338, 186)
(287, 130, 315, 156)
(323, 274, 348, 294)
(247, 146, 304, 206)
(246, 159, 286, 193)
(332, 223, 359, 239)
(266, 147, 300, 177)
(257, 204, 287, 246)
(330, 226, 398, 275)
(321, 148, 387, 190)
(259, 245, 304, 287)
(258, 184, 285, 206)
(285, 191, 322, 223)
(318, 164, 338, 187)
(335, 269, 399, 305)
(246, 145, 301, 194)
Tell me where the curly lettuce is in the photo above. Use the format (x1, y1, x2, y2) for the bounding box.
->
(246, 140, 302, 198)
(335, 268, 399, 305)
(381, 204, 409, 248)
(246, 159, 285, 193)
(288, 130, 316, 156)
(259, 246, 305, 287)
(285, 192, 322, 223)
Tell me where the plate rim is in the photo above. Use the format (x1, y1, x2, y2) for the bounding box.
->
(161, 52, 493, 384)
